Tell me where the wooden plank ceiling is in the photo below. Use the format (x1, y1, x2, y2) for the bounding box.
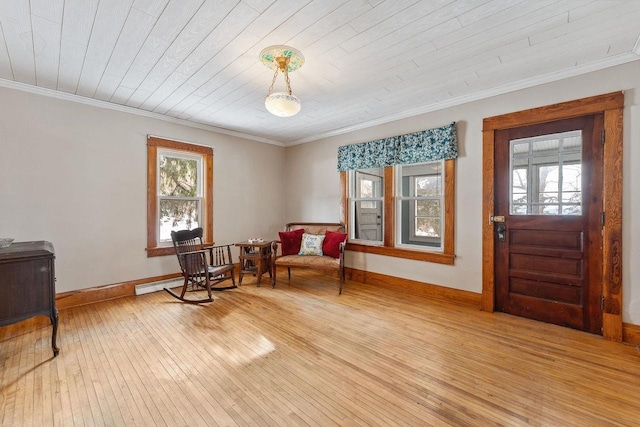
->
(0, 0, 638, 145)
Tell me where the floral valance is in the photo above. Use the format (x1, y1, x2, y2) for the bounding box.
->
(336, 122, 458, 171)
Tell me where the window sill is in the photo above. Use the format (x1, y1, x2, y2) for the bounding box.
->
(146, 241, 215, 258)
(345, 242, 455, 265)
(146, 246, 175, 257)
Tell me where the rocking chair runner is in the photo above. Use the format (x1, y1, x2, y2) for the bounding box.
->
(165, 228, 237, 303)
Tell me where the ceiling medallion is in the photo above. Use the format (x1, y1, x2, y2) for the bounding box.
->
(260, 45, 304, 117)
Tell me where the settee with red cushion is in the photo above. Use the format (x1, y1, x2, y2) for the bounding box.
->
(272, 222, 347, 294)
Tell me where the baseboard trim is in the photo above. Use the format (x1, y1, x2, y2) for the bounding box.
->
(56, 273, 182, 310)
(345, 267, 482, 309)
(623, 322, 640, 346)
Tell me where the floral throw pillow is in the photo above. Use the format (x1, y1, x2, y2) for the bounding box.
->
(298, 233, 325, 256)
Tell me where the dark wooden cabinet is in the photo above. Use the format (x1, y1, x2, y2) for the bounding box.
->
(0, 241, 59, 356)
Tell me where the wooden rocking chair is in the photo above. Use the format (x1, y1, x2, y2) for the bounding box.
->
(165, 228, 236, 303)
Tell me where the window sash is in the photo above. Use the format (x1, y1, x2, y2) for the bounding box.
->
(349, 169, 384, 244)
(156, 150, 204, 245)
(157, 197, 203, 243)
(395, 161, 444, 251)
(157, 149, 203, 198)
(409, 197, 443, 241)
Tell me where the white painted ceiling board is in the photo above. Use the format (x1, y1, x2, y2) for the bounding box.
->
(339, 0, 448, 53)
(431, 0, 559, 49)
(58, 0, 99, 94)
(119, 35, 170, 99)
(0, 0, 638, 145)
(31, 0, 64, 20)
(0, 31, 13, 80)
(242, 0, 277, 14)
(140, 3, 259, 112)
(132, 0, 170, 18)
(93, 8, 157, 101)
(135, 0, 238, 95)
(0, 0, 35, 85)
(32, 14, 61, 89)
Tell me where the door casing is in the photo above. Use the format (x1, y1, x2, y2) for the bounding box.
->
(482, 92, 624, 341)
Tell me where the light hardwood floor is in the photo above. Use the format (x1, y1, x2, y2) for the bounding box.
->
(1, 271, 639, 426)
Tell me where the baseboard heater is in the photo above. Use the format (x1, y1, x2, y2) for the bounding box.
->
(135, 278, 183, 296)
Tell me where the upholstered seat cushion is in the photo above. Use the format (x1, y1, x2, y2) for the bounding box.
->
(275, 254, 340, 270)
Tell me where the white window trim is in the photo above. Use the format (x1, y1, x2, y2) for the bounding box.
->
(394, 161, 445, 252)
(348, 169, 385, 245)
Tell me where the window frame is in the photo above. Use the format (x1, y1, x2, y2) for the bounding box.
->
(147, 136, 213, 257)
(341, 159, 455, 265)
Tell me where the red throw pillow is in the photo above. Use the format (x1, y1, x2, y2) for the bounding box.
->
(279, 229, 305, 256)
(322, 230, 347, 259)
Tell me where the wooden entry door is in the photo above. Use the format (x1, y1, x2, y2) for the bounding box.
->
(494, 115, 604, 334)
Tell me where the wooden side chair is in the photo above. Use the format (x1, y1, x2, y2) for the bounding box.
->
(165, 228, 236, 303)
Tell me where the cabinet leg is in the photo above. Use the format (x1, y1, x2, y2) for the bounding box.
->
(50, 309, 60, 357)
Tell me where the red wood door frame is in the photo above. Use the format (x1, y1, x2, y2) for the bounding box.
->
(482, 92, 624, 341)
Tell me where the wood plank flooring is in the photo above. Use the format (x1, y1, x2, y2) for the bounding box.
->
(2, 271, 639, 426)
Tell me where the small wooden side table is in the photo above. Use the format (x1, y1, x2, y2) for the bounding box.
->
(235, 240, 274, 286)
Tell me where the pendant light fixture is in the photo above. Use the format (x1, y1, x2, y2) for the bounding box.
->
(259, 45, 304, 117)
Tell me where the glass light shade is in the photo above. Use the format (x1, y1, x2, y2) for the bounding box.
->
(265, 92, 301, 117)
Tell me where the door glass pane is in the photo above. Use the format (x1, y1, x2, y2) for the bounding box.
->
(355, 168, 382, 208)
(562, 164, 582, 195)
(509, 130, 582, 215)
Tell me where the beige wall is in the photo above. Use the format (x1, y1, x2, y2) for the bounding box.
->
(284, 60, 640, 324)
(0, 87, 285, 293)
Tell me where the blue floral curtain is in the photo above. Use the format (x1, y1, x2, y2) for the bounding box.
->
(337, 122, 457, 171)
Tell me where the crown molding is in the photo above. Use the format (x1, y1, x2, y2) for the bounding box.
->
(286, 53, 640, 146)
(0, 78, 285, 147)
(1, 52, 638, 149)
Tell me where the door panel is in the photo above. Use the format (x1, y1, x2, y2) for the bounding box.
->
(354, 171, 383, 241)
(357, 210, 382, 240)
(494, 115, 603, 334)
(509, 278, 581, 305)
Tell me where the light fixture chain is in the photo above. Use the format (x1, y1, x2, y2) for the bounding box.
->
(267, 68, 278, 96)
(284, 68, 293, 95)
